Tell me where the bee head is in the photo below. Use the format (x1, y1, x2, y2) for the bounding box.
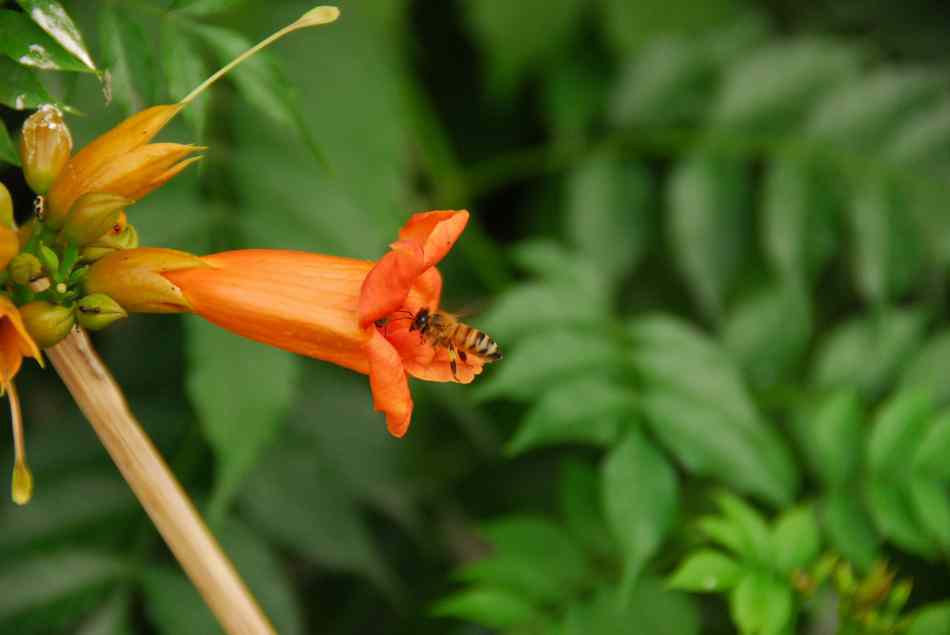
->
(410, 308, 430, 333)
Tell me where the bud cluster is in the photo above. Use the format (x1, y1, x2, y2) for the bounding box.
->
(0, 105, 167, 350)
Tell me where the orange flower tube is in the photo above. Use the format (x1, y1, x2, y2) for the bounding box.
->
(86, 210, 485, 436)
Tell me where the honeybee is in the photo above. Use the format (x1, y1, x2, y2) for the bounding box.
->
(380, 308, 502, 380)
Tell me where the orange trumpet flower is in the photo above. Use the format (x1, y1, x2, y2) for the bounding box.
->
(85, 210, 484, 436)
(44, 105, 203, 227)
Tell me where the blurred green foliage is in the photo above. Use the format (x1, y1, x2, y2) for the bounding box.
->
(3, 0, 950, 633)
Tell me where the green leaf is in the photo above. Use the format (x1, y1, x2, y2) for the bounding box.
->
(812, 308, 927, 399)
(848, 175, 925, 304)
(729, 573, 794, 635)
(761, 154, 839, 284)
(715, 492, 773, 564)
(218, 520, 304, 635)
(559, 461, 614, 558)
(506, 379, 633, 454)
(170, 0, 244, 15)
(630, 314, 760, 425)
(791, 390, 863, 488)
(668, 152, 751, 319)
(479, 282, 609, 343)
(907, 476, 950, 552)
(463, 0, 585, 94)
(643, 389, 794, 505)
(631, 315, 799, 504)
(0, 9, 92, 72)
(142, 567, 221, 635)
(771, 506, 820, 574)
(907, 602, 950, 635)
(697, 516, 746, 555)
(0, 56, 55, 110)
(460, 516, 589, 604)
(0, 471, 135, 554)
(602, 430, 678, 590)
(564, 580, 699, 635)
(474, 329, 628, 401)
(820, 492, 880, 572)
(159, 23, 208, 140)
(609, 36, 713, 127)
(432, 589, 544, 630)
(16, 0, 95, 70)
(544, 49, 607, 145)
(668, 550, 743, 592)
(0, 121, 19, 166)
(601, 0, 736, 55)
(76, 592, 130, 635)
(186, 319, 298, 519)
(887, 104, 950, 169)
(241, 439, 392, 591)
(566, 152, 653, 280)
(913, 410, 950, 480)
(806, 69, 944, 151)
(865, 478, 936, 558)
(0, 552, 125, 624)
(867, 388, 932, 479)
(711, 38, 860, 134)
(901, 329, 950, 407)
(510, 240, 610, 304)
(98, 7, 153, 115)
(722, 281, 811, 388)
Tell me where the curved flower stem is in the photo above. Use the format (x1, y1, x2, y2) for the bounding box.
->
(47, 328, 275, 635)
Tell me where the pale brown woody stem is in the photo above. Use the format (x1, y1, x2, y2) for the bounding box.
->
(48, 328, 276, 635)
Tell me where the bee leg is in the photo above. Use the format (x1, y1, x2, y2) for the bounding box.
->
(448, 344, 459, 381)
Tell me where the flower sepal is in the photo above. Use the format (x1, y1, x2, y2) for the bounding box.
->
(77, 293, 127, 330)
(19, 301, 76, 348)
(63, 193, 131, 246)
(80, 224, 139, 263)
(85, 247, 210, 313)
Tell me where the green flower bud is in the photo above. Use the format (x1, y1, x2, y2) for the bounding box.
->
(0, 182, 13, 229)
(38, 243, 59, 276)
(9, 253, 42, 285)
(20, 105, 73, 195)
(62, 193, 130, 246)
(80, 223, 139, 263)
(18, 301, 75, 348)
(77, 293, 127, 330)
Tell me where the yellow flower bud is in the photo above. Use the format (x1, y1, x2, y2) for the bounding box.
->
(80, 223, 139, 263)
(62, 192, 131, 246)
(0, 182, 13, 229)
(77, 293, 128, 330)
(18, 301, 75, 348)
(85, 247, 209, 313)
(19, 105, 73, 195)
(9, 253, 42, 285)
(0, 226, 19, 272)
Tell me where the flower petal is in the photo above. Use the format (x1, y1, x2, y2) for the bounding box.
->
(398, 210, 469, 269)
(365, 328, 413, 437)
(47, 104, 183, 223)
(358, 240, 425, 328)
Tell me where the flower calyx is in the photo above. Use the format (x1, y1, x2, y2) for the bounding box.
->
(77, 293, 127, 330)
(85, 248, 210, 313)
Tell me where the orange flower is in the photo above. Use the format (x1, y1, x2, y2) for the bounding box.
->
(0, 296, 42, 385)
(45, 105, 203, 228)
(87, 210, 482, 436)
